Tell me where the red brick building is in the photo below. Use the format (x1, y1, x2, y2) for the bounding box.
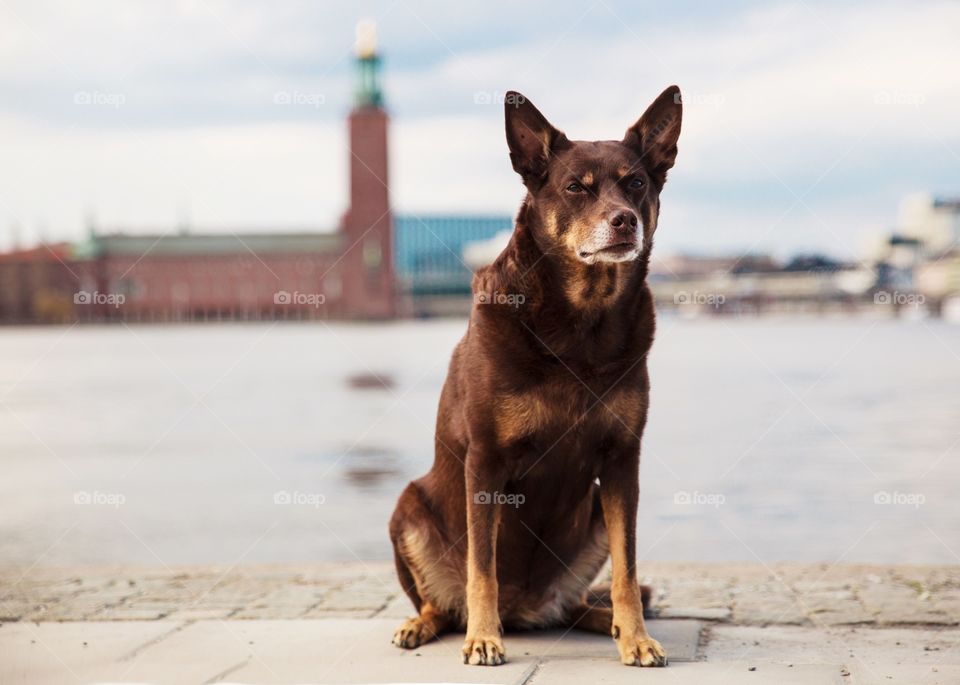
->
(0, 24, 395, 323)
(0, 244, 77, 323)
(70, 232, 347, 321)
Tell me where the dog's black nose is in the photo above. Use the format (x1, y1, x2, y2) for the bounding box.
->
(609, 210, 638, 231)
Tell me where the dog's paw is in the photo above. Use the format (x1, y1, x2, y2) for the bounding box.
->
(392, 616, 431, 649)
(617, 635, 667, 667)
(461, 635, 506, 666)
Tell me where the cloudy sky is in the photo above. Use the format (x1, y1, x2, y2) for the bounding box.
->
(1, 0, 957, 258)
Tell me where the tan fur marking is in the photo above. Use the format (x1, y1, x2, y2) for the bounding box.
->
(495, 392, 555, 444)
(562, 262, 627, 311)
(582, 171, 593, 186)
(561, 267, 592, 310)
(464, 502, 505, 664)
(601, 492, 666, 669)
(599, 387, 646, 430)
(465, 569, 499, 629)
(545, 210, 560, 237)
(604, 497, 644, 632)
(392, 601, 451, 648)
(400, 529, 466, 620)
(495, 383, 589, 446)
(643, 204, 659, 242)
(539, 130, 552, 157)
(563, 219, 588, 253)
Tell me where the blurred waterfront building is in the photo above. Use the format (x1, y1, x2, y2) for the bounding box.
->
(8, 24, 956, 324)
(69, 230, 347, 321)
(647, 252, 875, 316)
(395, 216, 512, 316)
(898, 193, 960, 255)
(863, 193, 960, 318)
(0, 243, 76, 323)
(0, 23, 508, 324)
(651, 253, 780, 279)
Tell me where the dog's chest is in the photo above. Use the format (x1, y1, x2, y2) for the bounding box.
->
(493, 372, 644, 454)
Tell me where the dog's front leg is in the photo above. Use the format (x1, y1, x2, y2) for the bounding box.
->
(599, 449, 667, 667)
(462, 450, 506, 666)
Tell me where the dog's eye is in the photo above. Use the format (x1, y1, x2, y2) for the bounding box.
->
(629, 177, 644, 189)
(565, 182, 584, 193)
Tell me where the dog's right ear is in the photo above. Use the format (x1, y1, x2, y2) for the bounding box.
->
(504, 92, 569, 186)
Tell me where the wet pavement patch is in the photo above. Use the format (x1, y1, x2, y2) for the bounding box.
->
(346, 372, 395, 390)
(342, 446, 402, 487)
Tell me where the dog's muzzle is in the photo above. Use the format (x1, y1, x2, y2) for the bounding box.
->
(577, 211, 643, 264)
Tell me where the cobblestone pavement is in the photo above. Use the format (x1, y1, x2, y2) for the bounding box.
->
(2, 562, 958, 627)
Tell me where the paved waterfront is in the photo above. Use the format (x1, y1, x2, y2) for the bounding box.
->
(4, 562, 958, 626)
(2, 562, 958, 683)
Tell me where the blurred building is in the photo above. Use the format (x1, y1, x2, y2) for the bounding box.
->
(69, 231, 348, 321)
(0, 243, 76, 323)
(648, 252, 874, 316)
(898, 193, 960, 255)
(395, 215, 512, 316)
(863, 193, 960, 317)
(0, 23, 509, 324)
(651, 253, 779, 279)
(648, 194, 960, 318)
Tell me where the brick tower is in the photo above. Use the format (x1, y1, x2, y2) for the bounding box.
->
(340, 20, 395, 318)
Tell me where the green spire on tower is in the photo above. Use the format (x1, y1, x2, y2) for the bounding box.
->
(354, 20, 383, 108)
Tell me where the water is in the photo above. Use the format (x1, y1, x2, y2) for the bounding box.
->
(1, 317, 957, 567)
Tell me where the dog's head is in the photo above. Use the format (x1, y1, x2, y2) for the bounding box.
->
(504, 87, 681, 265)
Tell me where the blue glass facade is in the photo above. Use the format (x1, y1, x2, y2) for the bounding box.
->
(394, 215, 513, 295)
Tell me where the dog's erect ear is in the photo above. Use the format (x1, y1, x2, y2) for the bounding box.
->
(504, 92, 569, 186)
(623, 85, 682, 184)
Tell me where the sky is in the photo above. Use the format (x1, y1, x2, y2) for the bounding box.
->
(0, 0, 958, 258)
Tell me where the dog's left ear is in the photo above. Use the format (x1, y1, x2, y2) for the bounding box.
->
(505, 91, 570, 187)
(623, 85, 682, 184)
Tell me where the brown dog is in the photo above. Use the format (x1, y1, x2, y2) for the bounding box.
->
(389, 86, 682, 667)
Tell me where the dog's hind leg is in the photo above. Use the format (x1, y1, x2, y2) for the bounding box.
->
(567, 583, 654, 635)
(390, 540, 456, 648)
(392, 601, 454, 649)
(585, 582, 654, 616)
(392, 543, 422, 612)
(565, 602, 615, 634)
(389, 482, 465, 649)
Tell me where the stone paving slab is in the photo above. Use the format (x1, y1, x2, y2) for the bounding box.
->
(2, 617, 958, 684)
(428, 619, 702, 663)
(0, 620, 186, 684)
(705, 624, 960, 685)
(533, 660, 848, 684)
(0, 618, 699, 685)
(3, 561, 958, 627)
